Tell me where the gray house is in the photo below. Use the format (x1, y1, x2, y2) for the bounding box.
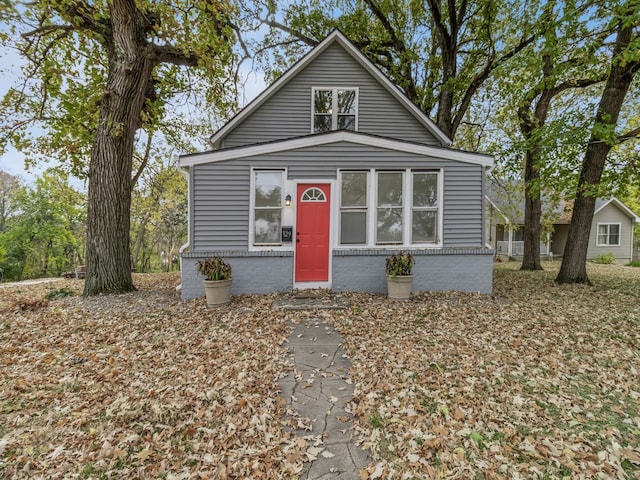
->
(486, 194, 639, 262)
(179, 30, 495, 299)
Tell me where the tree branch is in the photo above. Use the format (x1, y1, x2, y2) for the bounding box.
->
(618, 125, 640, 143)
(152, 44, 199, 67)
(453, 33, 537, 134)
(262, 17, 319, 47)
(131, 130, 154, 189)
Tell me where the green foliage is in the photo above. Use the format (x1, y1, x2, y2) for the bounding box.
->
(0, 1, 238, 174)
(385, 252, 414, 277)
(0, 169, 85, 281)
(130, 151, 187, 273)
(196, 257, 232, 281)
(626, 261, 640, 267)
(594, 253, 616, 265)
(44, 287, 75, 300)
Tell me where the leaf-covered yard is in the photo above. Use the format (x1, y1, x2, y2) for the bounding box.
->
(1, 263, 639, 479)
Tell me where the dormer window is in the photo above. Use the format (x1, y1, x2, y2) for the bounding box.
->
(312, 88, 358, 133)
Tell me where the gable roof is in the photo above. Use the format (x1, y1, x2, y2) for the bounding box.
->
(181, 130, 493, 167)
(485, 183, 640, 225)
(210, 29, 452, 149)
(595, 197, 640, 222)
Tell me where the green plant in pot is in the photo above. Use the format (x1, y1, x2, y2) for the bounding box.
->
(197, 257, 232, 306)
(385, 252, 414, 299)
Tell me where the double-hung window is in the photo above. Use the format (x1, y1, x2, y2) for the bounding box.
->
(313, 88, 357, 133)
(596, 223, 620, 246)
(252, 170, 284, 245)
(339, 172, 368, 244)
(411, 172, 439, 243)
(338, 169, 441, 247)
(376, 172, 404, 244)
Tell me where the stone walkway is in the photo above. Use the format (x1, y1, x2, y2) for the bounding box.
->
(278, 318, 370, 479)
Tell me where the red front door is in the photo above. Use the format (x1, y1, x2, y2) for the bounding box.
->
(295, 184, 331, 283)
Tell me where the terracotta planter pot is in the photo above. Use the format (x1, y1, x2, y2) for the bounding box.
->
(203, 279, 232, 306)
(386, 274, 413, 300)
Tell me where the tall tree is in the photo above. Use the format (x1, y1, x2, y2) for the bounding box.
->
(246, 0, 539, 140)
(0, 0, 235, 295)
(557, 0, 640, 284)
(515, 1, 608, 270)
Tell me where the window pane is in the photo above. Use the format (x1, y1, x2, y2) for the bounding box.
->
(377, 207, 403, 243)
(412, 211, 437, 243)
(314, 90, 332, 113)
(314, 115, 332, 133)
(337, 90, 356, 114)
(254, 209, 281, 244)
(377, 172, 403, 206)
(341, 172, 367, 206)
(413, 173, 438, 207)
(341, 211, 367, 244)
(337, 115, 355, 130)
(255, 171, 282, 207)
(609, 224, 620, 244)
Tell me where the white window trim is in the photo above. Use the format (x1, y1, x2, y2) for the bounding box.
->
(311, 87, 359, 133)
(596, 222, 621, 246)
(337, 170, 370, 246)
(335, 168, 443, 249)
(410, 171, 442, 245)
(375, 170, 406, 245)
(248, 168, 292, 252)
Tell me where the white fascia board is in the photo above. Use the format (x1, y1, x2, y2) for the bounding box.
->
(595, 197, 640, 222)
(209, 30, 452, 148)
(180, 131, 494, 168)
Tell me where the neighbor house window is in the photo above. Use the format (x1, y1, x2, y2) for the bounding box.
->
(313, 88, 357, 133)
(253, 170, 283, 245)
(596, 223, 620, 246)
(338, 169, 441, 247)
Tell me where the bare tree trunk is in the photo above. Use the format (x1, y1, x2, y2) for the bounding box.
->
(83, 0, 154, 295)
(556, 15, 639, 284)
(521, 150, 543, 270)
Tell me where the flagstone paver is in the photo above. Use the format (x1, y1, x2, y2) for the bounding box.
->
(278, 318, 370, 479)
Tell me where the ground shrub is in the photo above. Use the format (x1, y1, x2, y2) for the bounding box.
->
(594, 252, 616, 264)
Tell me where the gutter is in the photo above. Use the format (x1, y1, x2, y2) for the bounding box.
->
(177, 164, 191, 292)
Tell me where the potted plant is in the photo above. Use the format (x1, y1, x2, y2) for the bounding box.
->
(196, 257, 232, 306)
(385, 252, 414, 300)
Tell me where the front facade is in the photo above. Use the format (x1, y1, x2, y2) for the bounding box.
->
(179, 31, 495, 299)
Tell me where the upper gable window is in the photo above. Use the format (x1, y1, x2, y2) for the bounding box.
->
(313, 88, 358, 133)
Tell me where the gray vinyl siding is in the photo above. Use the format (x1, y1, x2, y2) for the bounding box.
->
(587, 204, 634, 261)
(190, 142, 484, 250)
(221, 43, 439, 148)
(191, 163, 249, 250)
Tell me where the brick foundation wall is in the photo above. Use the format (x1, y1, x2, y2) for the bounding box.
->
(180, 248, 494, 299)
